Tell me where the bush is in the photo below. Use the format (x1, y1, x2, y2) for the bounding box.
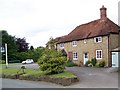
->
(98, 60, 106, 67)
(38, 49, 67, 75)
(0, 60, 5, 64)
(85, 60, 91, 67)
(91, 58, 97, 66)
(66, 60, 77, 67)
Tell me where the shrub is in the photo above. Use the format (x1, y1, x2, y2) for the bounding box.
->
(0, 60, 5, 64)
(91, 58, 97, 66)
(38, 49, 67, 75)
(66, 60, 77, 67)
(85, 60, 91, 67)
(98, 60, 106, 67)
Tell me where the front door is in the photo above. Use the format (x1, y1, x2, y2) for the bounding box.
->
(84, 52, 88, 65)
(112, 52, 118, 67)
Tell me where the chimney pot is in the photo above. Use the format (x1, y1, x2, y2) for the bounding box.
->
(100, 5, 107, 19)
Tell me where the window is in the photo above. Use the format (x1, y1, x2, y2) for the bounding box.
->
(84, 53, 88, 58)
(96, 50, 102, 59)
(60, 43, 64, 48)
(94, 37, 102, 43)
(73, 52, 78, 60)
(72, 41, 77, 46)
(84, 39, 87, 43)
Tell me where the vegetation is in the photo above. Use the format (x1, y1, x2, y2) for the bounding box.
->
(38, 49, 67, 75)
(1, 68, 76, 78)
(85, 58, 97, 67)
(97, 60, 106, 67)
(66, 60, 77, 67)
(90, 58, 97, 66)
(85, 60, 91, 67)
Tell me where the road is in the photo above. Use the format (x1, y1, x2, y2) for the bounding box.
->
(1, 78, 64, 88)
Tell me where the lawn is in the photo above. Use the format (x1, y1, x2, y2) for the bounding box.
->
(0, 68, 77, 78)
(0, 63, 21, 66)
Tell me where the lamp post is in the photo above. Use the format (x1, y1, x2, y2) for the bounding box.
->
(5, 43, 8, 68)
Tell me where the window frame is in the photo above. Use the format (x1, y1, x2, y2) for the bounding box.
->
(94, 37, 102, 43)
(72, 41, 77, 47)
(96, 50, 102, 59)
(73, 52, 78, 60)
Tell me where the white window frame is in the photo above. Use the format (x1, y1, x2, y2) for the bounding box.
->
(94, 37, 102, 43)
(60, 43, 64, 49)
(96, 50, 102, 59)
(84, 39, 87, 43)
(73, 52, 78, 60)
(72, 41, 77, 47)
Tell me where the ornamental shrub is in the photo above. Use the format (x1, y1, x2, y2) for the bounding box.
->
(37, 49, 67, 75)
(98, 60, 106, 67)
(66, 60, 77, 67)
(85, 60, 91, 67)
(91, 58, 97, 66)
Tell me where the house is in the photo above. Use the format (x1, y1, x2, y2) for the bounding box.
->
(56, 6, 120, 67)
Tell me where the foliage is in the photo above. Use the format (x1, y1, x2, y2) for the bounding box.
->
(38, 49, 67, 75)
(85, 60, 91, 67)
(90, 58, 97, 66)
(16, 37, 29, 52)
(0, 60, 5, 64)
(66, 60, 77, 67)
(1, 30, 18, 60)
(1, 68, 77, 78)
(98, 60, 106, 67)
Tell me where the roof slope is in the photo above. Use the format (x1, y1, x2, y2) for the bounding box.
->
(57, 18, 120, 43)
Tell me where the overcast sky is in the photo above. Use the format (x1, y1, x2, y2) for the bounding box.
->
(0, 0, 119, 48)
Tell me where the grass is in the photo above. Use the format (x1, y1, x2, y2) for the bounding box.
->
(0, 68, 77, 78)
(0, 63, 21, 66)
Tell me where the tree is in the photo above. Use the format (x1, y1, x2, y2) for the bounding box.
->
(46, 37, 56, 49)
(38, 49, 67, 74)
(16, 37, 29, 52)
(30, 46, 34, 51)
(1, 30, 18, 60)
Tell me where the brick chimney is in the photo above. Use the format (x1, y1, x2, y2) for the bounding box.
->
(100, 5, 107, 19)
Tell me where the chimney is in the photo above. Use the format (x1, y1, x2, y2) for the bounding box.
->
(100, 5, 107, 19)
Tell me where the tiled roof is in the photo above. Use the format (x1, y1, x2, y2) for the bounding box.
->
(57, 18, 120, 43)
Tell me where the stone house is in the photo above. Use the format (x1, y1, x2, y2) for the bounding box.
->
(56, 6, 120, 67)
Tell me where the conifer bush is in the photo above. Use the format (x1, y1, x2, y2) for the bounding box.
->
(38, 49, 67, 75)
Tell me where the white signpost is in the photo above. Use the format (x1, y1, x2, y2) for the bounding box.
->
(5, 43, 8, 68)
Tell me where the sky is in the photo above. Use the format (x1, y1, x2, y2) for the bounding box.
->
(0, 0, 119, 48)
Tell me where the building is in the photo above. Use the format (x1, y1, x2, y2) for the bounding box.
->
(56, 6, 120, 67)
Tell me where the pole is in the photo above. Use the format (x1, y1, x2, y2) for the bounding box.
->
(5, 43, 8, 68)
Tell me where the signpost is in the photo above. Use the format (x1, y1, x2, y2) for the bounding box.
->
(5, 43, 8, 68)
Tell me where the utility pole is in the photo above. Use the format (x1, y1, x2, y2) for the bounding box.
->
(5, 43, 8, 68)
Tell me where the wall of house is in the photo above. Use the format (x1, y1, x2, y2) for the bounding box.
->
(57, 36, 109, 66)
(108, 34, 119, 66)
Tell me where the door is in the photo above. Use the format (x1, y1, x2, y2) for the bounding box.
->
(84, 52, 88, 65)
(112, 52, 118, 67)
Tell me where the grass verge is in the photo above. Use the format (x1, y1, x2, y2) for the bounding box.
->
(0, 68, 77, 78)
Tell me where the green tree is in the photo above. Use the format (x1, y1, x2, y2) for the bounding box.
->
(1, 30, 18, 60)
(38, 49, 67, 74)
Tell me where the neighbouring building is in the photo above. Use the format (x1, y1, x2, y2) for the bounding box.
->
(56, 6, 120, 67)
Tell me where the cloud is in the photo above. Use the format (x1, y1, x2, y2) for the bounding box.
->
(0, 0, 119, 48)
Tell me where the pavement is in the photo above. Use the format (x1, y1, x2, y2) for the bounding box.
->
(1, 63, 119, 88)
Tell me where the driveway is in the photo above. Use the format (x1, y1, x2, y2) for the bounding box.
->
(2, 63, 119, 88)
(66, 67, 118, 88)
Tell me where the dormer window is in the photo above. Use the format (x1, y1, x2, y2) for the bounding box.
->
(72, 41, 77, 47)
(60, 43, 64, 48)
(94, 37, 102, 43)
